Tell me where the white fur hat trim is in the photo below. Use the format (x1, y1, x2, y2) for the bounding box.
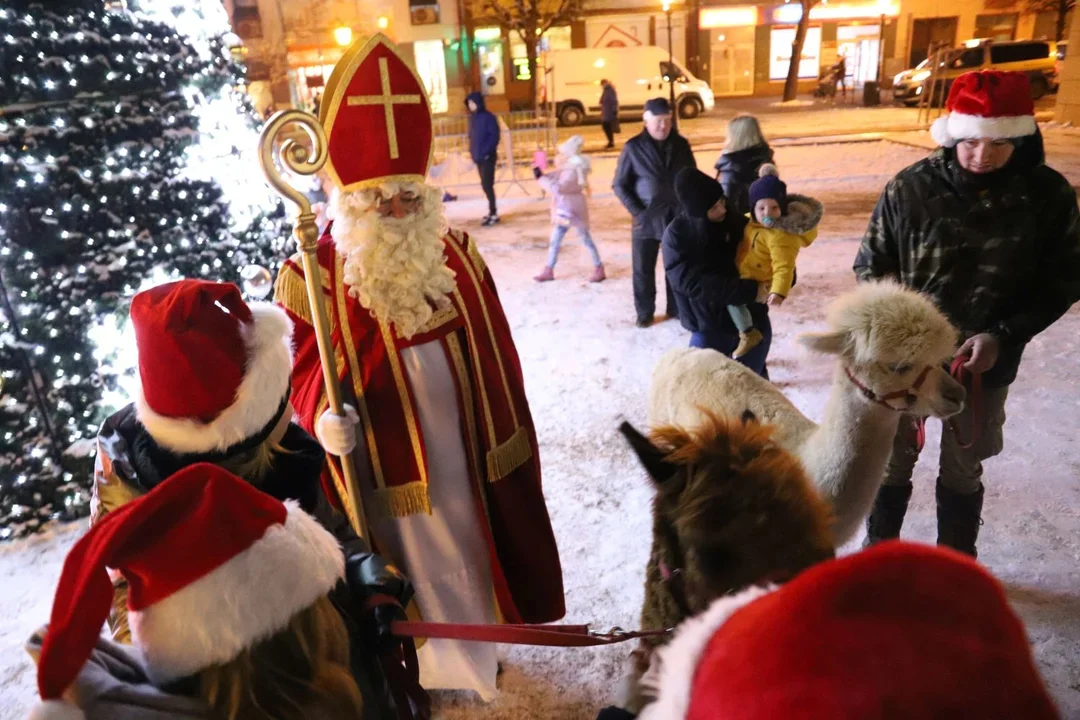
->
(135, 303, 293, 455)
(930, 111, 1037, 148)
(638, 585, 776, 720)
(128, 501, 344, 685)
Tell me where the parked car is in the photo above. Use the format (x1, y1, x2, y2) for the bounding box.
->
(1052, 40, 1068, 92)
(540, 46, 715, 126)
(893, 39, 1056, 106)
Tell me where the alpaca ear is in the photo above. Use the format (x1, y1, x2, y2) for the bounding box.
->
(797, 330, 848, 355)
(619, 422, 678, 484)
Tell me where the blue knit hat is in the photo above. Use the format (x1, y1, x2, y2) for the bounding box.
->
(748, 163, 786, 219)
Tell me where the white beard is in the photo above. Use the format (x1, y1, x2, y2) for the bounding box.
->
(328, 181, 457, 340)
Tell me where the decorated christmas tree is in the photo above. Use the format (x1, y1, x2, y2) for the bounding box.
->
(0, 0, 288, 539)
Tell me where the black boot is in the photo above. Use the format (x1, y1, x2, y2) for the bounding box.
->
(864, 484, 913, 548)
(936, 480, 984, 558)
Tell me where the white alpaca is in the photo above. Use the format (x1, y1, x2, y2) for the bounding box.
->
(648, 281, 966, 544)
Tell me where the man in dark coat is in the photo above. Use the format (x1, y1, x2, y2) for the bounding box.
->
(663, 167, 769, 375)
(855, 71, 1080, 557)
(600, 79, 619, 149)
(466, 91, 501, 225)
(613, 97, 697, 327)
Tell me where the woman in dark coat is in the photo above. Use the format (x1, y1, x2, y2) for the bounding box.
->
(600, 79, 619, 149)
(663, 168, 771, 377)
(714, 114, 774, 220)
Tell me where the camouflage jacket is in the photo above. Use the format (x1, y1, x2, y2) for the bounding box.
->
(854, 147, 1080, 387)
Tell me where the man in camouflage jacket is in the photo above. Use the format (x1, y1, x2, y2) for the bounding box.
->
(854, 70, 1080, 557)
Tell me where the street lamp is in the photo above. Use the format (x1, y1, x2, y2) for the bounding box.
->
(333, 25, 353, 47)
(662, 0, 677, 131)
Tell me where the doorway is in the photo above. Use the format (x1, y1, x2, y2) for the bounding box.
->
(838, 24, 881, 85)
(709, 25, 755, 96)
(909, 17, 958, 69)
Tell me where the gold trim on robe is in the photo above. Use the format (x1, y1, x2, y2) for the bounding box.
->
(334, 254, 389, 494)
(399, 302, 459, 340)
(375, 319, 432, 517)
(444, 239, 533, 483)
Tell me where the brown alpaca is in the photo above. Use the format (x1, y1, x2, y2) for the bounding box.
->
(619, 412, 835, 691)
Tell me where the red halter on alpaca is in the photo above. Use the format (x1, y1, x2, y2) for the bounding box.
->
(846, 360, 984, 452)
(843, 364, 932, 412)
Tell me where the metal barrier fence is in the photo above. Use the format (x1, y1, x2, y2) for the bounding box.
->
(429, 111, 559, 194)
(917, 47, 951, 128)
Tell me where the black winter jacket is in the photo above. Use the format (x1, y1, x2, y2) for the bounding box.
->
(854, 138, 1080, 388)
(662, 208, 759, 335)
(613, 130, 696, 240)
(715, 144, 774, 220)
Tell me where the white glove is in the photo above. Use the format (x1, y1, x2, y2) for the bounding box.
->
(316, 404, 359, 457)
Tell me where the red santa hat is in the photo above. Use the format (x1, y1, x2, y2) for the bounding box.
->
(131, 279, 293, 455)
(29, 463, 344, 720)
(640, 541, 1059, 720)
(930, 70, 1037, 148)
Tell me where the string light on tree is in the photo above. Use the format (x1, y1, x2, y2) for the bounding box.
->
(0, 0, 289, 539)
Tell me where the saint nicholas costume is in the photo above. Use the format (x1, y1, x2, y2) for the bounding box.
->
(273, 34, 565, 699)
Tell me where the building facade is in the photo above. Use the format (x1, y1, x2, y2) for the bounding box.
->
(1055, 0, 1080, 123)
(223, 0, 1073, 113)
(466, 1, 903, 105)
(889, 0, 1070, 80)
(223, 0, 470, 115)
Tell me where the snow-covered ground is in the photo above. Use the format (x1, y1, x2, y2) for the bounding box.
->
(2, 135, 1078, 719)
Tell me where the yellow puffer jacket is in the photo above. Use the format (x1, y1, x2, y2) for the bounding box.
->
(737, 193, 823, 297)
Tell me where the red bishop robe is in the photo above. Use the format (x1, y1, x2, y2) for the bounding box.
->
(274, 225, 565, 625)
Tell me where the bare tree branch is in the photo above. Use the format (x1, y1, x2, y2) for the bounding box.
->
(541, 0, 575, 34)
(482, 0, 515, 27)
(471, 0, 581, 109)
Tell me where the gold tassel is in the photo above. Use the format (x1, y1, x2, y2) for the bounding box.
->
(486, 425, 532, 483)
(374, 482, 433, 518)
(273, 264, 314, 326)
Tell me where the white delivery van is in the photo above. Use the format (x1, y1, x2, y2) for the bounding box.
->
(540, 46, 715, 126)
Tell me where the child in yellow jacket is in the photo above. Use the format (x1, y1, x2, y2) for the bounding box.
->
(729, 164, 823, 357)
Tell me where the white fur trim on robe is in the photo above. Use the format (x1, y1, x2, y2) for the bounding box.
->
(129, 502, 343, 685)
(638, 585, 776, 720)
(135, 304, 294, 455)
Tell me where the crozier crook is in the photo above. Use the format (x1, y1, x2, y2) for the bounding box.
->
(258, 110, 369, 541)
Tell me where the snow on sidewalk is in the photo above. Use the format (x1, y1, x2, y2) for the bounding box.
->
(2, 139, 1078, 720)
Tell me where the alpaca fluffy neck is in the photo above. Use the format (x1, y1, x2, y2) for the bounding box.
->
(801, 365, 903, 545)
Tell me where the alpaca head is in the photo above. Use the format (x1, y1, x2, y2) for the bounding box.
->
(621, 412, 835, 618)
(798, 281, 965, 418)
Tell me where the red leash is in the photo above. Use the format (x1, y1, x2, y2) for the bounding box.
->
(913, 357, 982, 452)
(390, 620, 670, 647)
(365, 595, 668, 720)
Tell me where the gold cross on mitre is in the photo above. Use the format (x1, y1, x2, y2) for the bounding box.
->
(346, 57, 421, 160)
